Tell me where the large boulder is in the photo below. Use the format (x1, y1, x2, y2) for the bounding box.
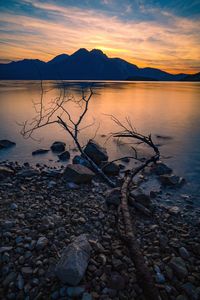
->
(55, 234, 91, 285)
(84, 140, 108, 165)
(63, 164, 95, 184)
(0, 140, 16, 149)
(51, 141, 66, 153)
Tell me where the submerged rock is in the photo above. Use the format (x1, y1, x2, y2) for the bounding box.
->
(73, 155, 92, 170)
(55, 234, 91, 285)
(51, 141, 66, 153)
(0, 139, 16, 149)
(159, 174, 185, 186)
(58, 151, 70, 161)
(84, 140, 108, 165)
(102, 162, 120, 176)
(153, 162, 172, 175)
(32, 149, 49, 155)
(63, 164, 95, 184)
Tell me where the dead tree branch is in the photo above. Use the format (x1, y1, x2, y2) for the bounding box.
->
(20, 83, 115, 187)
(111, 116, 161, 300)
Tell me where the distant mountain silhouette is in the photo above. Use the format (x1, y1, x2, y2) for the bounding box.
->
(0, 48, 198, 81)
(181, 72, 200, 82)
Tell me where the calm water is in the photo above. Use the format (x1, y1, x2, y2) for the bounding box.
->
(0, 80, 200, 200)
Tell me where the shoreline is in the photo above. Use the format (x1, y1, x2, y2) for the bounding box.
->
(0, 161, 200, 300)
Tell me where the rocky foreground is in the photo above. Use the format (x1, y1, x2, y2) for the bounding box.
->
(0, 160, 200, 300)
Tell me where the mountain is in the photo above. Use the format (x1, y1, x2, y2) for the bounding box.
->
(181, 72, 200, 82)
(0, 48, 198, 81)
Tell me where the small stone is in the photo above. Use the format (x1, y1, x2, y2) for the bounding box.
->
(169, 257, 188, 279)
(179, 247, 190, 260)
(108, 272, 126, 290)
(17, 273, 24, 290)
(168, 206, 181, 215)
(36, 236, 49, 250)
(82, 292, 92, 300)
(67, 287, 85, 297)
(181, 282, 198, 300)
(3, 272, 17, 287)
(0, 246, 13, 253)
(105, 188, 121, 206)
(155, 272, 165, 284)
(51, 291, 59, 300)
(10, 203, 18, 210)
(21, 267, 33, 276)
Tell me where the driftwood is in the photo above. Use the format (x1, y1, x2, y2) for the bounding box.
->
(112, 116, 161, 300)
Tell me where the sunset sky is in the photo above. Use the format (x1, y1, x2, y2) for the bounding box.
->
(0, 0, 199, 74)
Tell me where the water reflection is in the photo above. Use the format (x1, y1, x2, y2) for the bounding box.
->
(0, 80, 200, 197)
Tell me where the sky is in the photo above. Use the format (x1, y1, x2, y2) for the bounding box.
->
(0, 0, 200, 74)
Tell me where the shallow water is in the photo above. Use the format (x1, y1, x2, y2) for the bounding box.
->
(0, 80, 200, 201)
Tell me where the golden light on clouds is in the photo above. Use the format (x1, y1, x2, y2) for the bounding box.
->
(0, 1, 199, 73)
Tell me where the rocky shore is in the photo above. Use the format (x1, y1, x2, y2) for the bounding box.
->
(0, 158, 200, 300)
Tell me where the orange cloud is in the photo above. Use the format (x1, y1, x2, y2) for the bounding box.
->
(0, 3, 199, 73)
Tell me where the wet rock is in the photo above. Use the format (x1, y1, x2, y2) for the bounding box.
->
(63, 164, 95, 184)
(32, 149, 49, 155)
(58, 151, 70, 161)
(105, 188, 121, 206)
(160, 174, 185, 186)
(36, 236, 49, 250)
(84, 140, 108, 165)
(169, 257, 188, 279)
(2, 220, 15, 229)
(73, 155, 92, 170)
(0, 139, 16, 149)
(51, 141, 66, 153)
(153, 162, 172, 175)
(55, 234, 91, 285)
(102, 162, 120, 176)
(66, 182, 80, 190)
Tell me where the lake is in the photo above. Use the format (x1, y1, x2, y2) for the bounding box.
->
(0, 80, 200, 202)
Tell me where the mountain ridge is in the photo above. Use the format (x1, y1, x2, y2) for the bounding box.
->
(0, 48, 199, 81)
